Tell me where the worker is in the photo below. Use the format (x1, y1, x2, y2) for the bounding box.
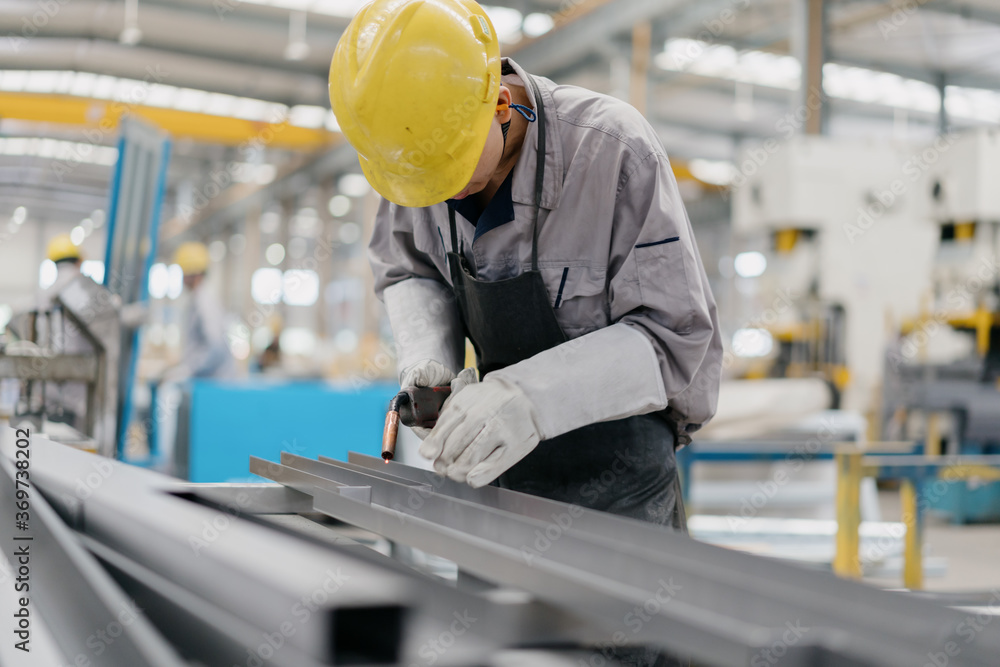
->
(33, 234, 91, 429)
(329, 0, 721, 531)
(162, 242, 235, 381)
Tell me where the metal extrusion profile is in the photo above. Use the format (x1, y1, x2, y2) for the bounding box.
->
(16, 436, 605, 665)
(0, 456, 185, 667)
(12, 433, 1000, 667)
(79, 534, 331, 667)
(255, 453, 1000, 667)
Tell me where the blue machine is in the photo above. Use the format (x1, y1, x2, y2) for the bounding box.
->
(186, 380, 398, 482)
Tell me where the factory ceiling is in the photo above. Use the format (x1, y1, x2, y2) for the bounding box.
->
(1, 0, 998, 226)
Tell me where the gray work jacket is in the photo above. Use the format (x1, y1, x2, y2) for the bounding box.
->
(369, 58, 722, 443)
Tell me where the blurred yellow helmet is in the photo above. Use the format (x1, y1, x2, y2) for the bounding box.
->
(47, 234, 81, 263)
(173, 242, 210, 276)
(329, 0, 502, 208)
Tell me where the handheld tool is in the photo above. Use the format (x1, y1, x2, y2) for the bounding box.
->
(381, 385, 452, 462)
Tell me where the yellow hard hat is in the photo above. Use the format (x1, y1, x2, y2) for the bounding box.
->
(47, 234, 81, 263)
(329, 0, 502, 208)
(173, 242, 210, 276)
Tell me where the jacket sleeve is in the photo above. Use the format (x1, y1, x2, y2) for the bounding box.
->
(490, 150, 720, 441)
(609, 151, 717, 401)
(369, 198, 447, 298)
(368, 198, 466, 379)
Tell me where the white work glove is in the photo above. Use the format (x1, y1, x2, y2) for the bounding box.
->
(400, 363, 478, 439)
(419, 376, 540, 488)
(489, 324, 669, 442)
(420, 324, 671, 486)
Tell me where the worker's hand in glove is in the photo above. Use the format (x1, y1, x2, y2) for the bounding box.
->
(399, 361, 477, 439)
(419, 377, 540, 487)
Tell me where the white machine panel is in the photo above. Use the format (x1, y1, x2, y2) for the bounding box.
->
(924, 128, 1000, 222)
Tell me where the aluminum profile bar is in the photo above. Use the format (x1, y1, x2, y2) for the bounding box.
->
(171, 482, 315, 514)
(0, 456, 185, 667)
(80, 534, 330, 667)
(16, 435, 606, 664)
(258, 453, 1000, 667)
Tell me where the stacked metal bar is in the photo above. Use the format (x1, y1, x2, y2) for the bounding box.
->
(5, 433, 1000, 666)
(253, 451, 1000, 667)
(0, 436, 604, 666)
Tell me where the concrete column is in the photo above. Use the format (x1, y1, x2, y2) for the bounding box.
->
(630, 21, 651, 116)
(793, 0, 828, 135)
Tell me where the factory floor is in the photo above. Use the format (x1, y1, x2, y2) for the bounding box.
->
(865, 491, 1000, 593)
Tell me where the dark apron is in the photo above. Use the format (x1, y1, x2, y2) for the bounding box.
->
(445, 74, 685, 532)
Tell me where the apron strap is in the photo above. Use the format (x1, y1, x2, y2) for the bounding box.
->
(446, 73, 548, 272)
(525, 74, 546, 273)
(448, 206, 459, 254)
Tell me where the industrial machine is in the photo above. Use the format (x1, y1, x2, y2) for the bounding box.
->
(730, 129, 1000, 522)
(0, 118, 169, 461)
(881, 128, 1000, 522)
(0, 274, 122, 455)
(731, 135, 940, 415)
(3, 433, 1000, 666)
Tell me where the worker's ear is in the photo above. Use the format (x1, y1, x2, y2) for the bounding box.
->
(496, 85, 512, 124)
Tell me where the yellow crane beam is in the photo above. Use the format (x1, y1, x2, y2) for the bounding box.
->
(0, 92, 336, 151)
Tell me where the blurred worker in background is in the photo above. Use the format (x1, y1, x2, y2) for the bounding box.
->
(162, 242, 235, 382)
(41, 234, 84, 302)
(5, 234, 92, 431)
(330, 0, 721, 541)
(38, 234, 91, 430)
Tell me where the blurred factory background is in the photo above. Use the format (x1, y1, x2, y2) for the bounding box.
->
(4, 0, 1000, 646)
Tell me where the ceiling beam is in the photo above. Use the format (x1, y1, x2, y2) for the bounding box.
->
(833, 0, 1000, 29)
(0, 39, 329, 108)
(509, 0, 695, 75)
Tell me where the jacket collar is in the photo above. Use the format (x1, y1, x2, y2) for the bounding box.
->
(503, 58, 564, 211)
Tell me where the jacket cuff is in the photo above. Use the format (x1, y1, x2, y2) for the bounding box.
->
(383, 278, 465, 382)
(488, 323, 668, 440)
